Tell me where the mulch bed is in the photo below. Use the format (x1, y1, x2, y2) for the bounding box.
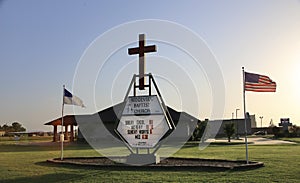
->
(47, 156, 264, 170)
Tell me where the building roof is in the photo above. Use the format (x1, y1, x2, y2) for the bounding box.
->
(44, 102, 200, 127)
(44, 115, 78, 126)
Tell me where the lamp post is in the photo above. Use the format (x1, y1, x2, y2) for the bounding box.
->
(236, 109, 240, 119)
(259, 116, 263, 128)
(236, 109, 240, 139)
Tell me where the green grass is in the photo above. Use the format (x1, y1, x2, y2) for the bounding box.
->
(0, 137, 299, 182)
(0, 136, 53, 144)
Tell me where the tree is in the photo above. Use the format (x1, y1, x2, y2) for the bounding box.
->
(272, 126, 280, 138)
(224, 123, 235, 142)
(11, 122, 26, 132)
(290, 125, 300, 137)
(1, 124, 8, 131)
(1, 124, 9, 132)
(190, 120, 207, 141)
(0, 122, 26, 134)
(269, 119, 274, 127)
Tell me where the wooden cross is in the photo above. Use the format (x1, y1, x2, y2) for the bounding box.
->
(128, 34, 157, 90)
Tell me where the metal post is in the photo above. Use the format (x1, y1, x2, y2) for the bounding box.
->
(149, 73, 151, 96)
(61, 85, 65, 160)
(236, 108, 240, 139)
(242, 67, 249, 164)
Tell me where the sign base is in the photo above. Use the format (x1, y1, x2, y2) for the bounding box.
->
(126, 154, 160, 165)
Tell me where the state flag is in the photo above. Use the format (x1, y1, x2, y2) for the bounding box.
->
(63, 89, 85, 107)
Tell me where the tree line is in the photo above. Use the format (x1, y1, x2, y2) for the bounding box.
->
(0, 122, 26, 133)
(190, 120, 300, 142)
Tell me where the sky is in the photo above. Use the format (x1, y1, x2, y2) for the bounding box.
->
(0, 0, 300, 131)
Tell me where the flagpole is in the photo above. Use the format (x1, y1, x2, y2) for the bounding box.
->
(61, 85, 65, 160)
(242, 67, 249, 164)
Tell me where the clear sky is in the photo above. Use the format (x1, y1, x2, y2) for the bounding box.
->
(0, 0, 300, 131)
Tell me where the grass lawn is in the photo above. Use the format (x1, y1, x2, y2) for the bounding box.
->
(0, 136, 53, 144)
(0, 137, 299, 183)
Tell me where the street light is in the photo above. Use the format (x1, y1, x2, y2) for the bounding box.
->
(259, 116, 263, 128)
(235, 109, 240, 139)
(236, 109, 240, 119)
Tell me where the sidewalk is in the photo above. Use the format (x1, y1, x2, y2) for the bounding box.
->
(209, 137, 297, 145)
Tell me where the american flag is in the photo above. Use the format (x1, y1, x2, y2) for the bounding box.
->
(244, 72, 276, 92)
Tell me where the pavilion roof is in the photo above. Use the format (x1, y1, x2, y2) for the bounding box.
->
(44, 115, 78, 126)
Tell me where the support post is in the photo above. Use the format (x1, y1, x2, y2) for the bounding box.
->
(64, 125, 68, 141)
(53, 125, 57, 142)
(70, 125, 74, 142)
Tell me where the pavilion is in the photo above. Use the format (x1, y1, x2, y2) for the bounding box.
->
(44, 115, 78, 142)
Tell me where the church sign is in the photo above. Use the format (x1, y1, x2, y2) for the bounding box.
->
(122, 96, 163, 115)
(117, 95, 171, 148)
